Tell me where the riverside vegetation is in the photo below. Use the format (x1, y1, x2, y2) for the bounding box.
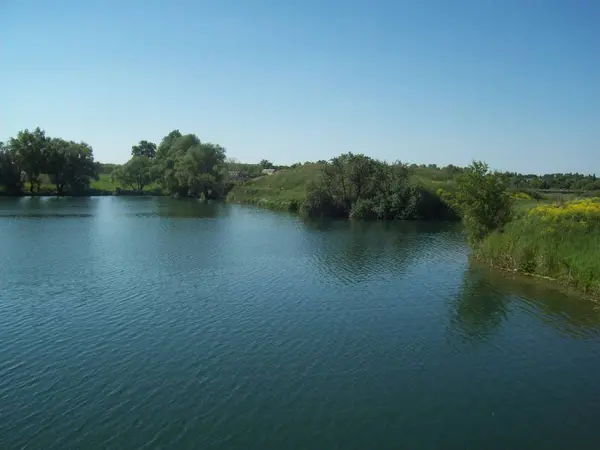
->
(449, 162, 600, 298)
(2, 127, 598, 297)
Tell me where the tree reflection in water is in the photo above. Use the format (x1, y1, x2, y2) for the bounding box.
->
(450, 265, 600, 345)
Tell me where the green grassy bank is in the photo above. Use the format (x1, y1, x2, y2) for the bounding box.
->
(475, 198, 600, 298)
(226, 164, 324, 211)
(0, 174, 165, 197)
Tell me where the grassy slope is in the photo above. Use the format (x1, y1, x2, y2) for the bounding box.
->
(226, 163, 324, 210)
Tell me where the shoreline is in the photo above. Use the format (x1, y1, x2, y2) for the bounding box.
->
(470, 256, 600, 304)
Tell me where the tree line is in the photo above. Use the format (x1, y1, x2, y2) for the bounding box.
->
(3, 126, 596, 198)
(0, 128, 98, 195)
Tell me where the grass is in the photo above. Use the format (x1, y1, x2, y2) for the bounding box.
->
(1, 174, 164, 196)
(476, 198, 600, 298)
(90, 173, 116, 193)
(226, 163, 324, 211)
(91, 174, 164, 195)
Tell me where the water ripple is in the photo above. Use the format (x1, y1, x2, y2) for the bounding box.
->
(1, 198, 600, 449)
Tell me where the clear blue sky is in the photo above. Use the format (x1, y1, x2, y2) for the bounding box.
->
(2, 0, 599, 174)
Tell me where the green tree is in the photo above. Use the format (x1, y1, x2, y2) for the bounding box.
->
(9, 127, 49, 193)
(46, 139, 98, 194)
(156, 130, 182, 160)
(302, 153, 456, 220)
(456, 161, 513, 243)
(174, 143, 226, 198)
(156, 133, 201, 195)
(0, 142, 24, 193)
(260, 159, 274, 169)
(131, 140, 157, 158)
(112, 156, 156, 191)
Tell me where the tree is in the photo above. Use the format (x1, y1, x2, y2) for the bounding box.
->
(156, 130, 182, 159)
(456, 161, 513, 243)
(156, 133, 201, 195)
(9, 127, 49, 193)
(152, 132, 228, 197)
(0, 142, 24, 193)
(112, 156, 156, 191)
(131, 140, 157, 158)
(260, 159, 274, 169)
(47, 139, 98, 194)
(174, 143, 226, 198)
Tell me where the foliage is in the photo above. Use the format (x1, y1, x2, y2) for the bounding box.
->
(302, 153, 457, 220)
(510, 191, 532, 201)
(156, 130, 182, 159)
(528, 198, 600, 221)
(9, 127, 49, 193)
(503, 171, 600, 191)
(154, 131, 227, 198)
(476, 199, 600, 297)
(112, 156, 156, 191)
(2, 128, 99, 195)
(260, 159, 274, 169)
(131, 140, 157, 158)
(173, 143, 226, 198)
(456, 161, 513, 243)
(46, 138, 98, 194)
(301, 183, 346, 218)
(0, 142, 24, 193)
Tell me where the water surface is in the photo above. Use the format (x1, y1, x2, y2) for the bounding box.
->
(1, 197, 599, 449)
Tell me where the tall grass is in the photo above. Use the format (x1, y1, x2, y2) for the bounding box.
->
(476, 198, 600, 297)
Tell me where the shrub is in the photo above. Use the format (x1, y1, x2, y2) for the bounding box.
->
(349, 199, 378, 220)
(456, 161, 513, 243)
(301, 186, 346, 218)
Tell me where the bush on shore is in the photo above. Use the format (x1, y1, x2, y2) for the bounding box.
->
(455, 161, 513, 243)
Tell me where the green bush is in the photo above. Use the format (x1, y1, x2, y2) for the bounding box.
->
(301, 153, 458, 221)
(456, 161, 513, 243)
(349, 199, 378, 220)
(301, 186, 346, 218)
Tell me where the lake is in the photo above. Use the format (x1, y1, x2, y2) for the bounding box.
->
(1, 197, 600, 450)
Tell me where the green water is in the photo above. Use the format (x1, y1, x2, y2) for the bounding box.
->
(1, 197, 599, 449)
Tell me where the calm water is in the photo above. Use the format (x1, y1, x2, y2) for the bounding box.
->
(1, 197, 600, 449)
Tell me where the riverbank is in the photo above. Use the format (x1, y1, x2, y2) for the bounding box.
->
(226, 158, 459, 220)
(474, 198, 600, 298)
(226, 164, 322, 211)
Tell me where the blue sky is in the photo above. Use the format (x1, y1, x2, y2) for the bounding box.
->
(2, 0, 599, 174)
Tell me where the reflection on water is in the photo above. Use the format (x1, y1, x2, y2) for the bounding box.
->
(0, 197, 99, 218)
(450, 268, 511, 344)
(155, 199, 227, 218)
(451, 266, 600, 344)
(303, 219, 465, 285)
